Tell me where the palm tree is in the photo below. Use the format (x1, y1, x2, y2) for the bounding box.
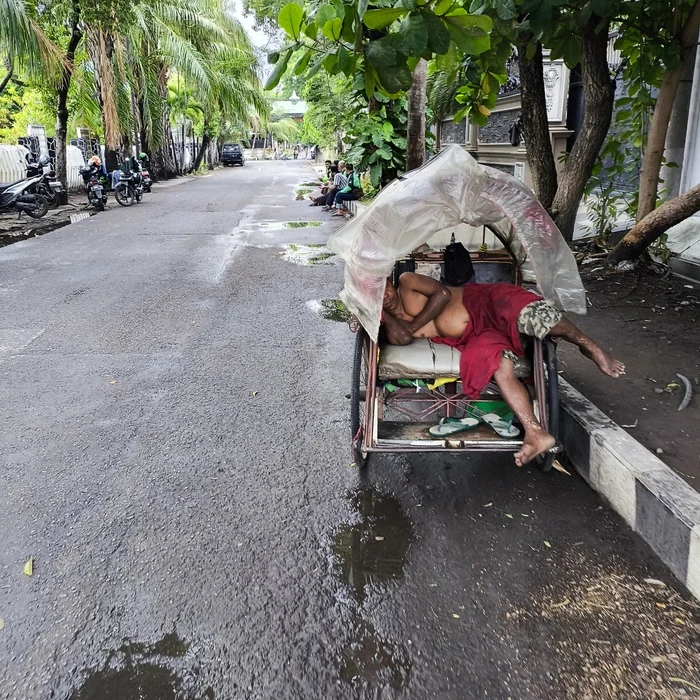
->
(0, 0, 64, 94)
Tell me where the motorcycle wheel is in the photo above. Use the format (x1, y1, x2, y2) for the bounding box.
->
(135, 189, 143, 203)
(95, 197, 105, 212)
(25, 194, 49, 219)
(115, 184, 135, 207)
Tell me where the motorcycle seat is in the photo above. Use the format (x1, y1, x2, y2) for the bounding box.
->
(0, 180, 24, 192)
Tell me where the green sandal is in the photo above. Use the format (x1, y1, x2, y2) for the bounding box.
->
(428, 416, 481, 437)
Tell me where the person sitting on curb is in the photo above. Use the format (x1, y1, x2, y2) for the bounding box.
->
(382, 272, 625, 466)
(331, 163, 363, 216)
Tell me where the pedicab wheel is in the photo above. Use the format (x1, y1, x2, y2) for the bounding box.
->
(350, 326, 369, 468)
(537, 337, 560, 472)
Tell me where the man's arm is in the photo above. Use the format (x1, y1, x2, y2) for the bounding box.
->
(399, 272, 452, 333)
(381, 310, 413, 345)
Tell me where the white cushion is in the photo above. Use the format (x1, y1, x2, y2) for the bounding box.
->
(379, 339, 460, 379)
(378, 338, 532, 380)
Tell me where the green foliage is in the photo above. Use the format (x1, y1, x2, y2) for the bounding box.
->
(0, 82, 54, 141)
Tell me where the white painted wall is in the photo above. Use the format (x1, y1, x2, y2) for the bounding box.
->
(0, 143, 85, 190)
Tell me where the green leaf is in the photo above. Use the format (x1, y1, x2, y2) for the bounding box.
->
(444, 12, 492, 54)
(395, 13, 428, 56)
(267, 51, 280, 65)
(365, 64, 378, 98)
(453, 104, 470, 122)
(363, 8, 406, 29)
(366, 38, 397, 67)
(424, 12, 450, 54)
(495, 0, 516, 20)
(402, 0, 417, 9)
(323, 51, 339, 73)
(337, 44, 352, 74)
(382, 121, 394, 139)
(375, 62, 414, 92)
(278, 4, 305, 40)
(590, 0, 611, 17)
(304, 21, 318, 39)
(308, 51, 330, 78)
(358, 0, 369, 17)
(323, 17, 343, 41)
(316, 3, 336, 26)
(264, 50, 292, 90)
(294, 48, 313, 75)
(370, 163, 383, 187)
(332, 0, 346, 20)
(433, 0, 454, 15)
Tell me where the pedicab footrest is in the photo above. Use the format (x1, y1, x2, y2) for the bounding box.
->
(376, 421, 523, 451)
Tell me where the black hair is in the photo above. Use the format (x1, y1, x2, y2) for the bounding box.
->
(346, 163, 354, 171)
(330, 165, 339, 173)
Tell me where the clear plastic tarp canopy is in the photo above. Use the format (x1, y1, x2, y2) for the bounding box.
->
(328, 145, 586, 341)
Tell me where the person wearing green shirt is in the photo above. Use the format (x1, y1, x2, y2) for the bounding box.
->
(331, 163, 363, 216)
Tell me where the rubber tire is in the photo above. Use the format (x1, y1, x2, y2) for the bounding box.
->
(115, 184, 135, 207)
(38, 183, 57, 207)
(350, 327, 368, 468)
(95, 197, 105, 211)
(25, 194, 49, 218)
(537, 338, 560, 472)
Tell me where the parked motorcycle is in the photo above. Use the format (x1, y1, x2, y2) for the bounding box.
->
(80, 164, 108, 211)
(141, 166, 153, 193)
(26, 154, 64, 207)
(0, 174, 49, 218)
(114, 157, 144, 207)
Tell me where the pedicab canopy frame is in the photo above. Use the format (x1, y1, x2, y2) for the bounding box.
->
(328, 145, 586, 341)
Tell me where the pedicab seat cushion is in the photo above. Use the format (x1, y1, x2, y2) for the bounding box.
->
(378, 339, 531, 380)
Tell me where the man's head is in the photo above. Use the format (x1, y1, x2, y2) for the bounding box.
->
(383, 277, 401, 313)
(330, 165, 339, 174)
(324, 159, 331, 167)
(333, 160, 339, 167)
(338, 160, 345, 171)
(346, 163, 354, 172)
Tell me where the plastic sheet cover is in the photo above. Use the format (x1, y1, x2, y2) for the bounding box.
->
(328, 145, 586, 341)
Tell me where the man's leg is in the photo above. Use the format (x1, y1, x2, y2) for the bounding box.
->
(548, 317, 625, 378)
(517, 301, 625, 379)
(493, 355, 555, 466)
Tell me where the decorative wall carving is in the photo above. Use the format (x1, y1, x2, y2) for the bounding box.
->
(479, 109, 521, 144)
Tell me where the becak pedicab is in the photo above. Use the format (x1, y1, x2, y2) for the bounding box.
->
(328, 145, 624, 471)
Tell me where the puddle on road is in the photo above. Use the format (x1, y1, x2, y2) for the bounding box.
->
(333, 489, 415, 605)
(307, 299, 350, 322)
(280, 243, 336, 266)
(68, 631, 211, 700)
(340, 618, 412, 692)
(284, 221, 322, 228)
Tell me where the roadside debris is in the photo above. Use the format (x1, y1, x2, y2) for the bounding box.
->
(23, 557, 34, 576)
(675, 373, 692, 411)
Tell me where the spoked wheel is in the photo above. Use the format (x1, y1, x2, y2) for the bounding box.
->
(350, 327, 369, 468)
(115, 184, 135, 207)
(536, 337, 560, 472)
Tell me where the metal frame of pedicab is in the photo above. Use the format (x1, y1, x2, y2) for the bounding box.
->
(349, 228, 561, 472)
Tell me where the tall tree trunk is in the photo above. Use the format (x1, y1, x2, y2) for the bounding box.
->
(0, 61, 13, 95)
(406, 59, 427, 172)
(636, 0, 700, 220)
(550, 16, 615, 241)
(609, 182, 700, 263)
(193, 134, 210, 171)
(518, 39, 558, 210)
(55, 1, 82, 201)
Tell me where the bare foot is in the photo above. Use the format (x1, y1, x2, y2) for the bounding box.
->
(581, 344, 625, 378)
(514, 429, 556, 467)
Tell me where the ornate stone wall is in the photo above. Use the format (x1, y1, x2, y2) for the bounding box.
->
(479, 109, 521, 144)
(440, 119, 467, 145)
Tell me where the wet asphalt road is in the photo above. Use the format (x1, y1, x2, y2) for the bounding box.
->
(1, 161, 698, 700)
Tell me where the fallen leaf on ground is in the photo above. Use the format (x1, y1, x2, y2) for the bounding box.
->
(621, 420, 638, 428)
(23, 558, 33, 576)
(374, 536, 384, 541)
(109, 380, 117, 385)
(644, 578, 666, 587)
(483, 502, 492, 507)
(250, 391, 258, 396)
(549, 598, 570, 610)
(544, 541, 552, 548)
(452, 613, 460, 619)
(505, 514, 513, 519)
(0, 618, 4, 630)
(656, 603, 667, 609)
(552, 459, 571, 475)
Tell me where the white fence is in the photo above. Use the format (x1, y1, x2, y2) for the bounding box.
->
(0, 143, 86, 190)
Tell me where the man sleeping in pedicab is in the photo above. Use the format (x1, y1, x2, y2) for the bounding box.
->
(381, 270, 625, 466)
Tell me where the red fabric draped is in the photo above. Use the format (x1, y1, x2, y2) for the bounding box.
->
(432, 283, 541, 398)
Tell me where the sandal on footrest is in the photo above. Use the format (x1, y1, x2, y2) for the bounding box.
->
(428, 416, 480, 437)
(479, 413, 521, 438)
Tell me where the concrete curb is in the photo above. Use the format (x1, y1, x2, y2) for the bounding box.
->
(560, 378, 700, 600)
